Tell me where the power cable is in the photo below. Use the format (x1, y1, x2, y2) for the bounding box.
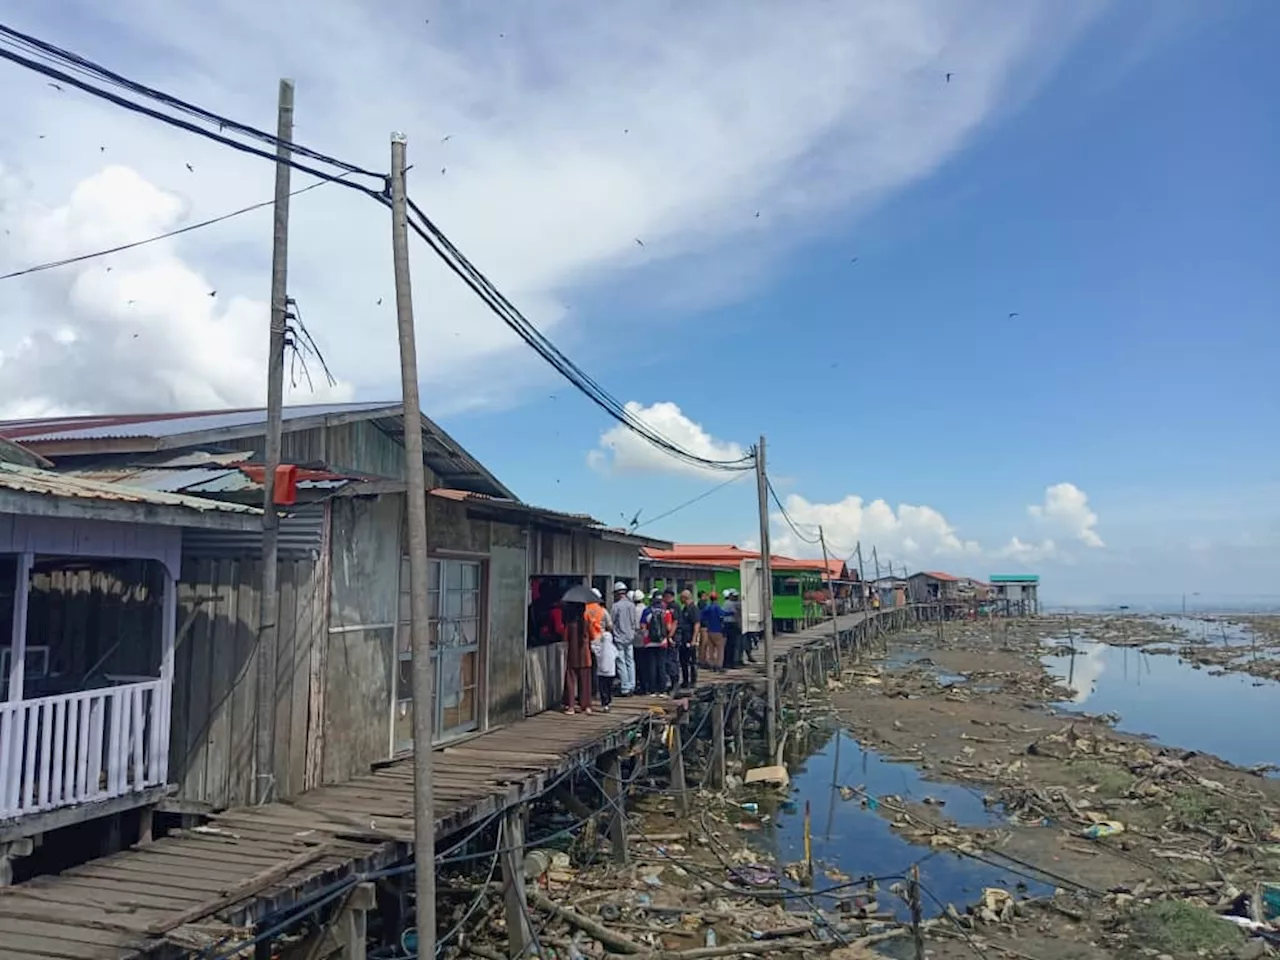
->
(767, 477, 822, 545)
(401, 197, 755, 474)
(0, 41, 385, 199)
(634, 473, 750, 531)
(0, 21, 380, 178)
(0, 176, 336, 282)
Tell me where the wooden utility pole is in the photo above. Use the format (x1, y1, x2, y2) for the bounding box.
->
(754, 435, 777, 760)
(390, 133, 436, 955)
(855, 541, 866, 609)
(256, 77, 293, 805)
(818, 526, 840, 669)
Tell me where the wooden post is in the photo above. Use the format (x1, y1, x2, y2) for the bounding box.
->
(256, 78, 293, 806)
(818, 527, 842, 671)
(669, 722, 689, 815)
(501, 805, 534, 957)
(754, 436, 777, 761)
(710, 691, 726, 790)
(138, 805, 154, 845)
(908, 864, 924, 960)
(391, 133, 436, 951)
(732, 693, 745, 764)
(598, 751, 629, 863)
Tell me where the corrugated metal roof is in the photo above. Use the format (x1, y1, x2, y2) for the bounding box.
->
(62, 463, 352, 496)
(0, 462, 260, 515)
(0, 402, 397, 442)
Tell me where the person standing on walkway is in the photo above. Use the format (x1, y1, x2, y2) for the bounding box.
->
(593, 617, 618, 712)
(640, 591, 674, 696)
(562, 601, 592, 714)
(676, 589, 701, 689)
(702, 590, 726, 672)
(722, 588, 742, 668)
(610, 581, 638, 696)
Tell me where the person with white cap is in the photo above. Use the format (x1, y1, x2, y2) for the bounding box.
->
(610, 581, 638, 696)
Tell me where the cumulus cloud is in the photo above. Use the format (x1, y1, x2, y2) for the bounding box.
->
(587, 401, 747, 477)
(0, 0, 1099, 415)
(0, 166, 352, 416)
(1028, 482, 1104, 548)
(997, 536, 1058, 563)
(770, 492, 981, 563)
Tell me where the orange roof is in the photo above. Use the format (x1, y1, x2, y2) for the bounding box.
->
(921, 570, 959, 582)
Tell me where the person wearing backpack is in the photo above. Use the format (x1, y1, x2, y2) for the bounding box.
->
(638, 591, 672, 696)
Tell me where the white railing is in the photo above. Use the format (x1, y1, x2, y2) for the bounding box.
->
(0, 680, 169, 821)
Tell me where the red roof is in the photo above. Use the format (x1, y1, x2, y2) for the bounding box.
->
(922, 570, 960, 582)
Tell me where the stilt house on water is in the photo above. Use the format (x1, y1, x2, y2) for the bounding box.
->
(0, 450, 260, 883)
(0, 402, 667, 877)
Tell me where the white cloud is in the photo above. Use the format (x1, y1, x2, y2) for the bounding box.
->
(997, 536, 1058, 563)
(0, 166, 352, 416)
(0, 0, 1099, 415)
(587, 401, 747, 477)
(770, 492, 981, 564)
(1028, 482, 1104, 548)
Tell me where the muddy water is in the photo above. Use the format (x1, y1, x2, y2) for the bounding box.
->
(754, 729, 1050, 919)
(1043, 638, 1279, 769)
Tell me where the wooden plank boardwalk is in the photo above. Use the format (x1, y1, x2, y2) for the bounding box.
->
(0, 609, 899, 959)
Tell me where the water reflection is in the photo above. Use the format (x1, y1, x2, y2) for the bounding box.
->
(756, 729, 1049, 919)
(1044, 638, 1278, 769)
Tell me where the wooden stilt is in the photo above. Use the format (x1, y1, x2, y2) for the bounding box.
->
(733, 693, 745, 764)
(669, 722, 689, 815)
(501, 805, 534, 959)
(339, 883, 375, 960)
(138, 806, 154, 845)
(598, 750, 629, 864)
(710, 692, 726, 790)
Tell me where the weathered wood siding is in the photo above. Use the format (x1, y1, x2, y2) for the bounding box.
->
(171, 552, 324, 808)
(487, 522, 527, 727)
(321, 495, 401, 785)
(591, 538, 641, 585)
(524, 641, 566, 717)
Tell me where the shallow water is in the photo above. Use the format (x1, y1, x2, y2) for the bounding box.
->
(1043, 638, 1279, 769)
(756, 729, 1050, 919)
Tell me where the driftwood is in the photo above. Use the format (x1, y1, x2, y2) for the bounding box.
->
(530, 890, 645, 954)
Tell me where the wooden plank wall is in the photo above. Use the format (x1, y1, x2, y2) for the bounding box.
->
(524, 641, 566, 716)
(171, 554, 323, 808)
(488, 523, 527, 727)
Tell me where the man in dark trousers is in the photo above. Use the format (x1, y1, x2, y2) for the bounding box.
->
(676, 589, 701, 690)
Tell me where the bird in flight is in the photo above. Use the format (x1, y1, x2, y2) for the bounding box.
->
(209, 290, 217, 298)
(37, 134, 45, 139)
(946, 73, 953, 83)
(441, 135, 453, 143)
(850, 257, 859, 264)
(47, 82, 62, 92)
(126, 300, 136, 306)
(634, 238, 645, 248)
(441, 167, 447, 175)
(755, 211, 760, 218)
(1008, 312, 1020, 319)
(99, 146, 105, 152)
(376, 297, 383, 306)
(185, 163, 194, 172)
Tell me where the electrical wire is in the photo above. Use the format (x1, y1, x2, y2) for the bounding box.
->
(0, 21, 380, 178)
(0, 41, 386, 199)
(0, 176, 337, 281)
(401, 196, 756, 474)
(767, 477, 822, 545)
(434, 819, 505, 956)
(634, 473, 750, 531)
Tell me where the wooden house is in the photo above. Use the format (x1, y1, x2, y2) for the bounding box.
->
(0, 459, 260, 881)
(1, 403, 666, 815)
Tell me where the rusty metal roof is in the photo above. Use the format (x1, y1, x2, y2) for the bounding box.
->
(0, 402, 397, 442)
(0, 462, 260, 516)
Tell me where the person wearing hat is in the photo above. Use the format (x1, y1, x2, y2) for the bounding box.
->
(610, 581, 638, 696)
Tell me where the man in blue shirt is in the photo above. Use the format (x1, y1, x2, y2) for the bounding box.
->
(701, 591, 725, 672)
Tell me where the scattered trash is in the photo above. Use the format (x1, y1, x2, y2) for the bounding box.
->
(745, 764, 791, 788)
(704, 928, 718, 947)
(1081, 820, 1125, 840)
(739, 801, 760, 814)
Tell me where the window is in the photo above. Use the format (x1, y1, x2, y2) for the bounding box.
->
(394, 557, 483, 751)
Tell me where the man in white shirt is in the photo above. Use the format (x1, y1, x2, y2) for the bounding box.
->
(610, 581, 639, 695)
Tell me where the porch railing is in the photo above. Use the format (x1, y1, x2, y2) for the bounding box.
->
(0, 680, 168, 821)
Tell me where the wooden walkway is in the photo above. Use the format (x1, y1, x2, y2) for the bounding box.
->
(0, 610, 896, 959)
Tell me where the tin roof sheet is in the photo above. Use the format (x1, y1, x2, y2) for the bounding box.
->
(0, 462, 260, 515)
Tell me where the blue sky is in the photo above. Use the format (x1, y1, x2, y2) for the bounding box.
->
(0, 1, 1275, 605)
